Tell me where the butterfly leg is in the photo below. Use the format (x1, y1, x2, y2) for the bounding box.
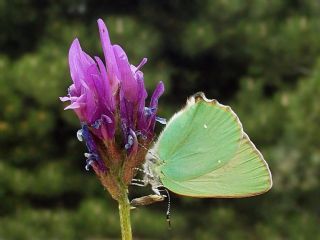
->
(152, 186, 164, 196)
(131, 178, 147, 187)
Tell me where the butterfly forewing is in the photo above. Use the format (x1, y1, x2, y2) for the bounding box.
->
(155, 94, 243, 182)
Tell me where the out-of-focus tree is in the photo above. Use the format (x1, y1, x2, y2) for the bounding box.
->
(0, 0, 320, 239)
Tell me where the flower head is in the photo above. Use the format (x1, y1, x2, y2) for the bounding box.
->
(60, 18, 164, 199)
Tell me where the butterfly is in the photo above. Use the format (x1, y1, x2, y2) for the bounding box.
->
(132, 92, 272, 203)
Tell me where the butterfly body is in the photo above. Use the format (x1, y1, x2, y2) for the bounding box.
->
(141, 92, 272, 198)
(142, 151, 163, 195)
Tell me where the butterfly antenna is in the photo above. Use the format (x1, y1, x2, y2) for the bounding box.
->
(161, 188, 171, 229)
(137, 142, 161, 161)
(137, 142, 149, 152)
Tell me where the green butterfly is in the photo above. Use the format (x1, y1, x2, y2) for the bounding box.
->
(134, 92, 272, 200)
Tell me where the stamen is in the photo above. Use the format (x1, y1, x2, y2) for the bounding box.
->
(92, 115, 113, 129)
(144, 107, 156, 117)
(125, 129, 138, 151)
(156, 116, 167, 125)
(81, 124, 95, 153)
(77, 129, 83, 141)
(91, 119, 102, 129)
(85, 159, 94, 171)
(125, 134, 134, 150)
(84, 153, 99, 171)
(81, 124, 90, 139)
(79, 124, 106, 172)
(84, 152, 99, 160)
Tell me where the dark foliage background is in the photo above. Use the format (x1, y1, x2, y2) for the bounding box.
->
(1, 1, 320, 239)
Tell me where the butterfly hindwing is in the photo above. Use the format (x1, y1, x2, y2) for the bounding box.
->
(160, 133, 272, 197)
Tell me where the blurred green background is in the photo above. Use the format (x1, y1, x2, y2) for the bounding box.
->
(1, 1, 320, 239)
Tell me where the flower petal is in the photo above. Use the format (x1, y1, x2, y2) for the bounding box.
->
(65, 101, 81, 110)
(60, 96, 71, 102)
(113, 45, 139, 103)
(69, 39, 95, 94)
(150, 81, 165, 108)
(142, 81, 165, 136)
(97, 19, 120, 94)
(95, 56, 114, 110)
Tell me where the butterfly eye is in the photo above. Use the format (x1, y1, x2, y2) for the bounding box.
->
(146, 152, 154, 162)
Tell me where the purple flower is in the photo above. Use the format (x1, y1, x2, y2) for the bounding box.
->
(60, 18, 164, 183)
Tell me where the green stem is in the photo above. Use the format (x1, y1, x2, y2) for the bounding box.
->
(118, 188, 132, 240)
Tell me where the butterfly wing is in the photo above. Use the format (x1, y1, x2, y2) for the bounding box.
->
(155, 93, 243, 181)
(160, 133, 272, 197)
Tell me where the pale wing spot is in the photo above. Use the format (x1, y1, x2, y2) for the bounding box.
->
(204, 124, 208, 129)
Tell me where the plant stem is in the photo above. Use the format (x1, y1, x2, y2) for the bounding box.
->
(118, 188, 132, 240)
